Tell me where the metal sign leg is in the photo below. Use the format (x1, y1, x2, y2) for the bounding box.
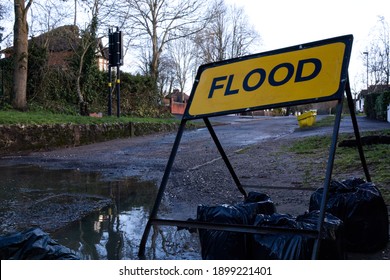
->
(312, 98, 344, 259)
(203, 117, 247, 198)
(345, 78, 371, 182)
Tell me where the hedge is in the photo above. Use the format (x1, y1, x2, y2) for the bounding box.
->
(364, 91, 390, 121)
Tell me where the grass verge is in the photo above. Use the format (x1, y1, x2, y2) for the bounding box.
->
(288, 130, 390, 203)
(0, 110, 180, 125)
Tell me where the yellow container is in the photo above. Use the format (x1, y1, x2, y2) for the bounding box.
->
(297, 111, 317, 128)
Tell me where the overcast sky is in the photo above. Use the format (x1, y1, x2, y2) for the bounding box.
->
(225, 0, 390, 92)
(2, 0, 388, 93)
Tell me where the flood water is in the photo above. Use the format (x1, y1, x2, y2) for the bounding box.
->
(0, 164, 200, 260)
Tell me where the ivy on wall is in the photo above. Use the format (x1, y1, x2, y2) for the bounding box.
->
(364, 91, 390, 121)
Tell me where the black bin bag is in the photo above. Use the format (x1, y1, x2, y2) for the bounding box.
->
(197, 192, 275, 260)
(251, 211, 344, 260)
(0, 228, 79, 260)
(309, 178, 389, 253)
(296, 211, 345, 259)
(251, 213, 310, 260)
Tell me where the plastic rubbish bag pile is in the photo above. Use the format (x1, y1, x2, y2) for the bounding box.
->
(196, 178, 388, 259)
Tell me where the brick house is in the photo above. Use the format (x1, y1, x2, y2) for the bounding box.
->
(163, 89, 190, 115)
(1, 25, 108, 71)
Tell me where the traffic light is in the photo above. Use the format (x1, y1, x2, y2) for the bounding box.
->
(108, 29, 123, 66)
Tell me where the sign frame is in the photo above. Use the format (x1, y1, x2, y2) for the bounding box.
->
(138, 35, 371, 260)
(183, 35, 353, 120)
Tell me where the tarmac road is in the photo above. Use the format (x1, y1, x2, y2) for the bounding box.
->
(1, 115, 389, 183)
(1, 114, 389, 259)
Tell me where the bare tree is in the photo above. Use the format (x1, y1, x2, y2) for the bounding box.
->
(377, 17, 389, 86)
(0, 3, 13, 48)
(167, 37, 195, 95)
(119, 0, 210, 82)
(157, 53, 176, 98)
(229, 5, 260, 58)
(194, 0, 261, 65)
(29, 0, 73, 35)
(194, 1, 227, 63)
(10, 0, 72, 110)
(0, 3, 5, 44)
(72, 0, 101, 114)
(365, 16, 390, 88)
(13, 0, 33, 110)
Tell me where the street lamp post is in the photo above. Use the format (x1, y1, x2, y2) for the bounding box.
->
(363, 51, 369, 90)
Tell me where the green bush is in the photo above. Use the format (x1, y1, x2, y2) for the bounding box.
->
(1, 44, 167, 117)
(27, 41, 48, 101)
(0, 57, 13, 106)
(365, 91, 390, 120)
(119, 73, 169, 117)
(375, 91, 390, 121)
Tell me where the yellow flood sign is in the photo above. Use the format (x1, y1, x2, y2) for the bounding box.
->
(185, 35, 353, 119)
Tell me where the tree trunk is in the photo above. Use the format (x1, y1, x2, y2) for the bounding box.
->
(13, 0, 32, 110)
(151, 27, 160, 81)
(76, 50, 86, 115)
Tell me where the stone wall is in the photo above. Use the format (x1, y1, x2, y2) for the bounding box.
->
(0, 122, 180, 155)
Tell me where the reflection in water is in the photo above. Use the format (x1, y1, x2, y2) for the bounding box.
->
(0, 164, 200, 260)
(53, 188, 201, 260)
(53, 203, 151, 259)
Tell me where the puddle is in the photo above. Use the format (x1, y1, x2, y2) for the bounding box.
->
(0, 165, 200, 260)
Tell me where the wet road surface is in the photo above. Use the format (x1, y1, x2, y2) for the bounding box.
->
(0, 115, 389, 259)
